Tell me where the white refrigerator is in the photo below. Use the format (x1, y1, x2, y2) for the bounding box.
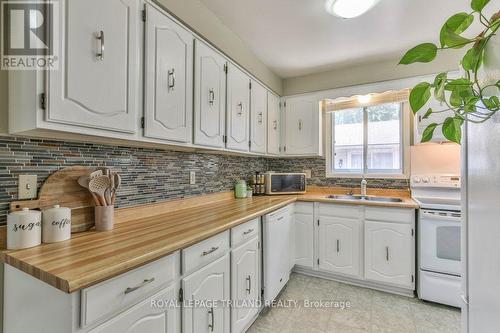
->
(461, 113, 500, 332)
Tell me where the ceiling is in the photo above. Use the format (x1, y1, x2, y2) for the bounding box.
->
(199, 0, 472, 78)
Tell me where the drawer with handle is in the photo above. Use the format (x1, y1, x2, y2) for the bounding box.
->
(231, 218, 259, 246)
(182, 230, 230, 275)
(81, 251, 180, 328)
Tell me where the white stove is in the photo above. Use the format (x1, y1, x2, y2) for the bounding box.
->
(411, 173, 462, 308)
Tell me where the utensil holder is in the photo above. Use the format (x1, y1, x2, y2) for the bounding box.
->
(95, 206, 114, 231)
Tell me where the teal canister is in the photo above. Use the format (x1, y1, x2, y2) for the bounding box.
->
(235, 180, 247, 198)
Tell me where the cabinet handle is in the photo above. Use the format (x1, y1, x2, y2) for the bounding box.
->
(202, 246, 219, 256)
(209, 89, 215, 106)
(258, 112, 263, 124)
(276, 216, 284, 221)
(96, 31, 104, 61)
(237, 102, 243, 116)
(168, 69, 175, 90)
(246, 275, 251, 294)
(298, 119, 303, 131)
(124, 277, 155, 294)
(386, 246, 390, 261)
(273, 120, 278, 130)
(336, 239, 340, 253)
(208, 307, 215, 332)
(243, 228, 254, 235)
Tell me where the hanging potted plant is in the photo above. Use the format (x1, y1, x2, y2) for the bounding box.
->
(399, 0, 499, 143)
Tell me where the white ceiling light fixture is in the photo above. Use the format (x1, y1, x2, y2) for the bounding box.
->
(325, 0, 381, 19)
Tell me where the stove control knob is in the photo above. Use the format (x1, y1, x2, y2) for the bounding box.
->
(422, 177, 430, 183)
(413, 176, 421, 183)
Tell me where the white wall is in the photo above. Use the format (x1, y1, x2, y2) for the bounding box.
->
(283, 51, 463, 96)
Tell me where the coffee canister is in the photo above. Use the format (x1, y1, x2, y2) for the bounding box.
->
(7, 208, 42, 250)
(42, 205, 71, 243)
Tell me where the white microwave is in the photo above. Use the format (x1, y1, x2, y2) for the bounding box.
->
(264, 172, 306, 195)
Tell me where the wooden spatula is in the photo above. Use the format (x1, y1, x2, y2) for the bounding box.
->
(89, 176, 111, 206)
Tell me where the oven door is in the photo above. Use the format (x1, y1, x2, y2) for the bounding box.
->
(419, 209, 461, 276)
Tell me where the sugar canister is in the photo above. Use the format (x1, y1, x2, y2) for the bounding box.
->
(7, 208, 42, 250)
(42, 205, 71, 243)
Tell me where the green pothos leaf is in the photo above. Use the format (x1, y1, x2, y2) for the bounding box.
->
(410, 82, 432, 114)
(441, 27, 473, 48)
(471, 0, 490, 12)
(433, 72, 447, 102)
(399, 43, 438, 64)
(423, 108, 433, 119)
(421, 123, 438, 143)
(442, 117, 463, 143)
(462, 46, 483, 71)
(440, 13, 474, 47)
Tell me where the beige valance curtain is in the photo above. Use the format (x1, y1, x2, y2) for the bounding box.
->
(324, 89, 410, 112)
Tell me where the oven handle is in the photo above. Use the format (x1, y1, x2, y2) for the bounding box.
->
(421, 210, 461, 222)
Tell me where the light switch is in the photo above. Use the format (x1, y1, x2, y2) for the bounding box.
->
(304, 170, 312, 179)
(189, 171, 196, 185)
(18, 175, 38, 199)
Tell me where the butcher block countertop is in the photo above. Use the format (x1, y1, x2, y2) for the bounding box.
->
(1, 187, 418, 293)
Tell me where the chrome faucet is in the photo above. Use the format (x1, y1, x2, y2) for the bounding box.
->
(361, 178, 367, 197)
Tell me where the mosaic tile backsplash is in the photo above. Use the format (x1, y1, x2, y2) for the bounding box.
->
(267, 157, 410, 189)
(0, 136, 409, 225)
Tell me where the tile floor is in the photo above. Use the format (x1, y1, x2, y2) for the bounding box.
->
(248, 273, 461, 333)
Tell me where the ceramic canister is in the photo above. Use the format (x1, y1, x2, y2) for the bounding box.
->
(42, 205, 71, 243)
(7, 208, 42, 250)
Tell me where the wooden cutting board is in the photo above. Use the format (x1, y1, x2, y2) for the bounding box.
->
(10, 166, 96, 233)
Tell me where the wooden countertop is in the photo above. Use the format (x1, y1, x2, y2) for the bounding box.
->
(1, 188, 418, 293)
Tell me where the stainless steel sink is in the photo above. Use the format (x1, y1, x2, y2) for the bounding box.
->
(326, 194, 403, 203)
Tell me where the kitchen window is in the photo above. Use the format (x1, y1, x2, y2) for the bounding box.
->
(325, 91, 410, 178)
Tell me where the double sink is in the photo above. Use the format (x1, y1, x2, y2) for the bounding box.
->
(327, 194, 403, 203)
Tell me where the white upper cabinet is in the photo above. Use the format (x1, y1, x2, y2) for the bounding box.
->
(267, 92, 280, 155)
(283, 96, 322, 156)
(318, 216, 361, 277)
(365, 221, 414, 288)
(193, 40, 227, 148)
(250, 80, 268, 154)
(144, 4, 193, 143)
(46, 0, 140, 133)
(226, 64, 251, 152)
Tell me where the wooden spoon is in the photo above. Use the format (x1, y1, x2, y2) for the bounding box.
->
(111, 173, 121, 205)
(77, 175, 100, 206)
(89, 176, 111, 207)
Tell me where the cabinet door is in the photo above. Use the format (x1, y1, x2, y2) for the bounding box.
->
(231, 237, 260, 333)
(226, 64, 250, 152)
(294, 212, 314, 268)
(90, 284, 179, 333)
(183, 254, 230, 333)
(193, 40, 226, 148)
(144, 4, 193, 143)
(318, 216, 361, 277)
(365, 221, 414, 288)
(267, 92, 280, 155)
(250, 80, 267, 154)
(283, 97, 321, 155)
(47, 0, 140, 133)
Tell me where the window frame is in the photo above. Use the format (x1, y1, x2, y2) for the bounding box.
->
(325, 102, 410, 179)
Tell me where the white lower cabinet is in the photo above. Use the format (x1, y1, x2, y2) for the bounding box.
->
(90, 284, 179, 333)
(318, 216, 361, 277)
(364, 221, 415, 288)
(231, 237, 260, 333)
(294, 203, 314, 268)
(182, 254, 231, 333)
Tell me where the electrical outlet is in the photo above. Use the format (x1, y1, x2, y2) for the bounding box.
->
(304, 170, 312, 179)
(189, 171, 196, 185)
(18, 175, 38, 199)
